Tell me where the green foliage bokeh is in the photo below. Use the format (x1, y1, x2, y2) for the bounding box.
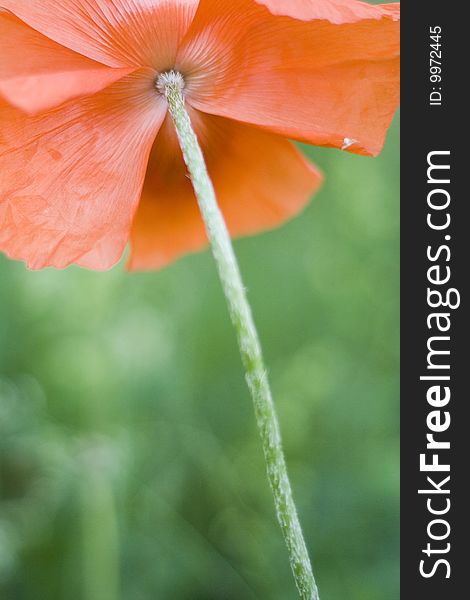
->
(0, 116, 399, 600)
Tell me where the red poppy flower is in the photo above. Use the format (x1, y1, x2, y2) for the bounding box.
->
(0, 0, 400, 271)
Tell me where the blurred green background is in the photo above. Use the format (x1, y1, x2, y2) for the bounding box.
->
(0, 115, 399, 600)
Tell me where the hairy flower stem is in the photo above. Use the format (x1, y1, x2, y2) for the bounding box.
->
(160, 71, 319, 600)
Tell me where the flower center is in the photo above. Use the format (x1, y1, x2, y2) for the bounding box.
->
(156, 70, 185, 96)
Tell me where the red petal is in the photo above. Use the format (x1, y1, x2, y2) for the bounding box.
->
(0, 70, 165, 270)
(179, 0, 400, 156)
(128, 110, 322, 270)
(2, 0, 198, 68)
(0, 11, 132, 114)
(254, 0, 399, 23)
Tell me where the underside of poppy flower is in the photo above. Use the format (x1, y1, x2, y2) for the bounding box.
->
(0, 0, 400, 271)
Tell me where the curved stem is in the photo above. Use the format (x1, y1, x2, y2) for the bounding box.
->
(159, 71, 319, 600)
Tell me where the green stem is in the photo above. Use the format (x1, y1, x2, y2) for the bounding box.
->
(81, 443, 120, 600)
(159, 71, 319, 600)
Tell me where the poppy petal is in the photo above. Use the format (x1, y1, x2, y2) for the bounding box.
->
(179, 0, 400, 156)
(0, 70, 165, 270)
(254, 0, 399, 23)
(1, 0, 198, 68)
(128, 112, 322, 270)
(0, 11, 133, 114)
